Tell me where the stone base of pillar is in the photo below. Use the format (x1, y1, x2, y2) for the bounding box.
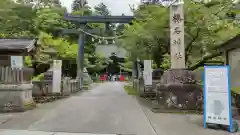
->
(156, 69, 203, 111)
(62, 77, 71, 96)
(0, 84, 36, 112)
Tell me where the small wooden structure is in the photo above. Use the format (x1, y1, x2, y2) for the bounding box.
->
(0, 38, 38, 67)
(0, 38, 38, 112)
(218, 35, 240, 91)
(0, 38, 38, 83)
(218, 34, 240, 118)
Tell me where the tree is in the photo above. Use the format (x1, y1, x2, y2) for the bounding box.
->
(0, 0, 36, 38)
(34, 7, 72, 36)
(94, 2, 111, 16)
(72, 0, 88, 11)
(0, 0, 127, 77)
(118, 0, 240, 69)
(23, 0, 61, 8)
(94, 2, 115, 38)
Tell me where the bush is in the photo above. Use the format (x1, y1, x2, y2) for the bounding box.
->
(32, 73, 44, 81)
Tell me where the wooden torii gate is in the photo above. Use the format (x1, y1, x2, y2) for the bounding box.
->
(63, 13, 134, 88)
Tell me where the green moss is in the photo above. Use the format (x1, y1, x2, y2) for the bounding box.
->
(124, 85, 137, 95)
(23, 101, 37, 110)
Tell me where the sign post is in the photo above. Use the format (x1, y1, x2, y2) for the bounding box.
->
(52, 60, 62, 93)
(204, 66, 232, 132)
(144, 60, 153, 86)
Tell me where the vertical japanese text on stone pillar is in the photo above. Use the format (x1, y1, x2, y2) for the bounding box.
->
(170, 4, 185, 68)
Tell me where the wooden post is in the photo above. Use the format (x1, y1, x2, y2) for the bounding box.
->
(170, 0, 185, 69)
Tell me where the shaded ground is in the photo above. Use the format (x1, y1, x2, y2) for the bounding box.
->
(137, 97, 240, 135)
(0, 82, 156, 135)
(0, 82, 238, 135)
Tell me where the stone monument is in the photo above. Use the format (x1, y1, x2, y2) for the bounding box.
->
(156, 0, 202, 111)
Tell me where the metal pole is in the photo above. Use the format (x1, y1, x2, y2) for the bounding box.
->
(170, 0, 185, 69)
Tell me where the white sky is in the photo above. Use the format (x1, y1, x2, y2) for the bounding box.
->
(60, 0, 140, 15)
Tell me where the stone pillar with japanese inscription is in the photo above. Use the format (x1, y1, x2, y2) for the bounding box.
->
(170, 3, 185, 69)
(156, 1, 201, 111)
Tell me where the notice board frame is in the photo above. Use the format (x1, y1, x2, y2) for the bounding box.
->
(203, 66, 233, 132)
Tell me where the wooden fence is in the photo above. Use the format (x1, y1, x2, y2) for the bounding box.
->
(0, 66, 33, 84)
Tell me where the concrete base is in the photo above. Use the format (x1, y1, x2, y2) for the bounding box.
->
(0, 84, 36, 112)
(62, 77, 71, 96)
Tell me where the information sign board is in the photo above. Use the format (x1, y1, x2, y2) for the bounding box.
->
(11, 56, 23, 68)
(203, 66, 232, 131)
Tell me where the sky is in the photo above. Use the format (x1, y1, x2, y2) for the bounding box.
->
(60, 0, 140, 15)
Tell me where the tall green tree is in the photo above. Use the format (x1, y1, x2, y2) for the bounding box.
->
(94, 2, 111, 16)
(72, 0, 88, 11)
(17, 0, 61, 8)
(94, 2, 115, 38)
(34, 7, 71, 36)
(0, 0, 36, 37)
(118, 0, 240, 69)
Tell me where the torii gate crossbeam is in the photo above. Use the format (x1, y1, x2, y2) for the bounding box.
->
(63, 13, 134, 89)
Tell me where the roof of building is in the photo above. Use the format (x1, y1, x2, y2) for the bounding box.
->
(216, 34, 240, 51)
(0, 38, 37, 53)
(96, 44, 128, 58)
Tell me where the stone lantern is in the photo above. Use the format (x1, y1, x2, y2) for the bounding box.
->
(43, 47, 58, 62)
(43, 47, 58, 80)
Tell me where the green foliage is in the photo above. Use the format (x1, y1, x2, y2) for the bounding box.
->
(160, 54, 170, 70)
(32, 73, 44, 81)
(94, 2, 111, 16)
(120, 57, 133, 72)
(34, 7, 72, 35)
(0, 1, 36, 37)
(72, 0, 88, 11)
(152, 64, 157, 69)
(25, 56, 33, 67)
(0, 0, 117, 77)
(118, 0, 240, 69)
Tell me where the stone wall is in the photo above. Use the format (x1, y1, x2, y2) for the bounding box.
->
(0, 84, 35, 112)
(32, 78, 80, 96)
(0, 67, 35, 112)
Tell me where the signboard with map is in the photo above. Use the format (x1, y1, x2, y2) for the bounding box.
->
(204, 66, 232, 131)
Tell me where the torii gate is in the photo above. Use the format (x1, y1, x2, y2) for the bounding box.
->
(63, 13, 134, 88)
